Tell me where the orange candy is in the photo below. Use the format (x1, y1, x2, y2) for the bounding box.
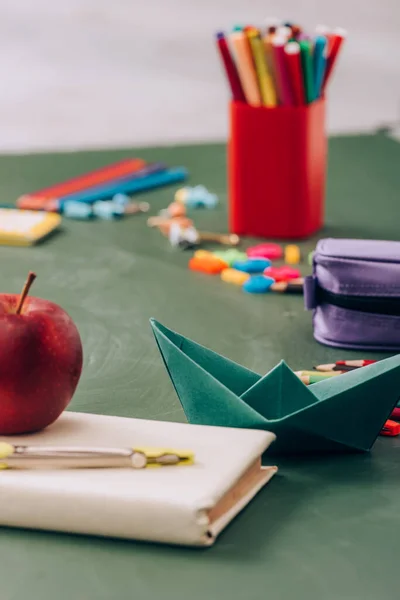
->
(189, 256, 228, 274)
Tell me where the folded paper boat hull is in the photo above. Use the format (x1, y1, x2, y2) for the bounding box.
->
(150, 319, 400, 456)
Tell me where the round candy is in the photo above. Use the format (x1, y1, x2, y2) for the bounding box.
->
(243, 275, 275, 294)
(221, 268, 250, 285)
(264, 266, 301, 282)
(246, 243, 283, 260)
(284, 244, 301, 265)
(232, 258, 271, 273)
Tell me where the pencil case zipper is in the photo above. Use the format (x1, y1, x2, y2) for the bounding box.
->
(317, 288, 400, 317)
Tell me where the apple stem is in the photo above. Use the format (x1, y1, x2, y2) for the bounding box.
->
(15, 272, 37, 315)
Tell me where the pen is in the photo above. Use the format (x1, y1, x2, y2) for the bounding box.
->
(313, 35, 328, 98)
(215, 31, 246, 102)
(323, 27, 346, 89)
(0, 444, 194, 470)
(230, 30, 262, 106)
(247, 29, 277, 107)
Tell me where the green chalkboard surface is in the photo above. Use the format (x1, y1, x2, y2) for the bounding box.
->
(0, 133, 400, 600)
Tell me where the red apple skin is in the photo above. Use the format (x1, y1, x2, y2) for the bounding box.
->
(0, 294, 83, 434)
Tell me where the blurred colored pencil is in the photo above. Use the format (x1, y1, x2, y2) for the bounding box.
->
(215, 32, 246, 102)
(247, 29, 277, 106)
(323, 28, 346, 89)
(299, 40, 315, 103)
(272, 35, 294, 105)
(230, 30, 262, 106)
(313, 35, 328, 98)
(284, 41, 305, 105)
(17, 159, 147, 210)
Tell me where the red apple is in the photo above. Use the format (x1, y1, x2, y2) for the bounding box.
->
(0, 272, 83, 434)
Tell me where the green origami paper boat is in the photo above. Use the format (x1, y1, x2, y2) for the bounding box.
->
(150, 319, 400, 456)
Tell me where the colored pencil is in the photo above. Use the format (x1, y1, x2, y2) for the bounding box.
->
(263, 32, 279, 97)
(295, 370, 341, 378)
(247, 29, 277, 106)
(314, 363, 355, 372)
(315, 359, 376, 372)
(230, 31, 262, 106)
(323, 28, 346, 89)
(215, 32, 246, 102)
(17, 158, 147, 210)
(272, 36, 294, 105)
(270, 278, 304, 294)
(336, 359, 376, 368)
(313, 35, 328, 98)
(284, 42, 305, 105)
(56, 167, 187, 212)
(298, 373, 338, 385)
(299, 40, 315, 103)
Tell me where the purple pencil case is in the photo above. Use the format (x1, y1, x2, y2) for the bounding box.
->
(304, 238, 400, 351)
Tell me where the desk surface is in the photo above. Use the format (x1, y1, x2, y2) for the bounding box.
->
(0, 133, 400, 600)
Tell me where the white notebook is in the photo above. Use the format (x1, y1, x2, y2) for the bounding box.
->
(0, 412, 277, 547)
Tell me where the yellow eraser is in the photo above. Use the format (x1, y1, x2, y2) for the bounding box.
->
(284, 245, 301, 265)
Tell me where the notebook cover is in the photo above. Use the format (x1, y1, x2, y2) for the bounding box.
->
(0, 412, 277, 547)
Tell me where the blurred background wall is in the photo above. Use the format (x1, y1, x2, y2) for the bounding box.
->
(0, 0, 399, 152)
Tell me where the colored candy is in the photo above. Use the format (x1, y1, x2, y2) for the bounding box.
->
(264, 266, 301, 282)
(246, 243, 283, 260)
(221, 268, 250, 285)
(284, 244, 301, 264)
(175, 185, 218, 209)
(243, 275, 275, 294)
(232, 258, 271, 273)
(189, 256, 228, 274)
(213, 249, 247, 266)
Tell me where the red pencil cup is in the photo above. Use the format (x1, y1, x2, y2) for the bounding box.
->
(228, 98, 327, 239)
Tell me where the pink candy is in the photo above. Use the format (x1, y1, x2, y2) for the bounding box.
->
(246, 243, 283, 260)
(264, 266, 301, 282)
